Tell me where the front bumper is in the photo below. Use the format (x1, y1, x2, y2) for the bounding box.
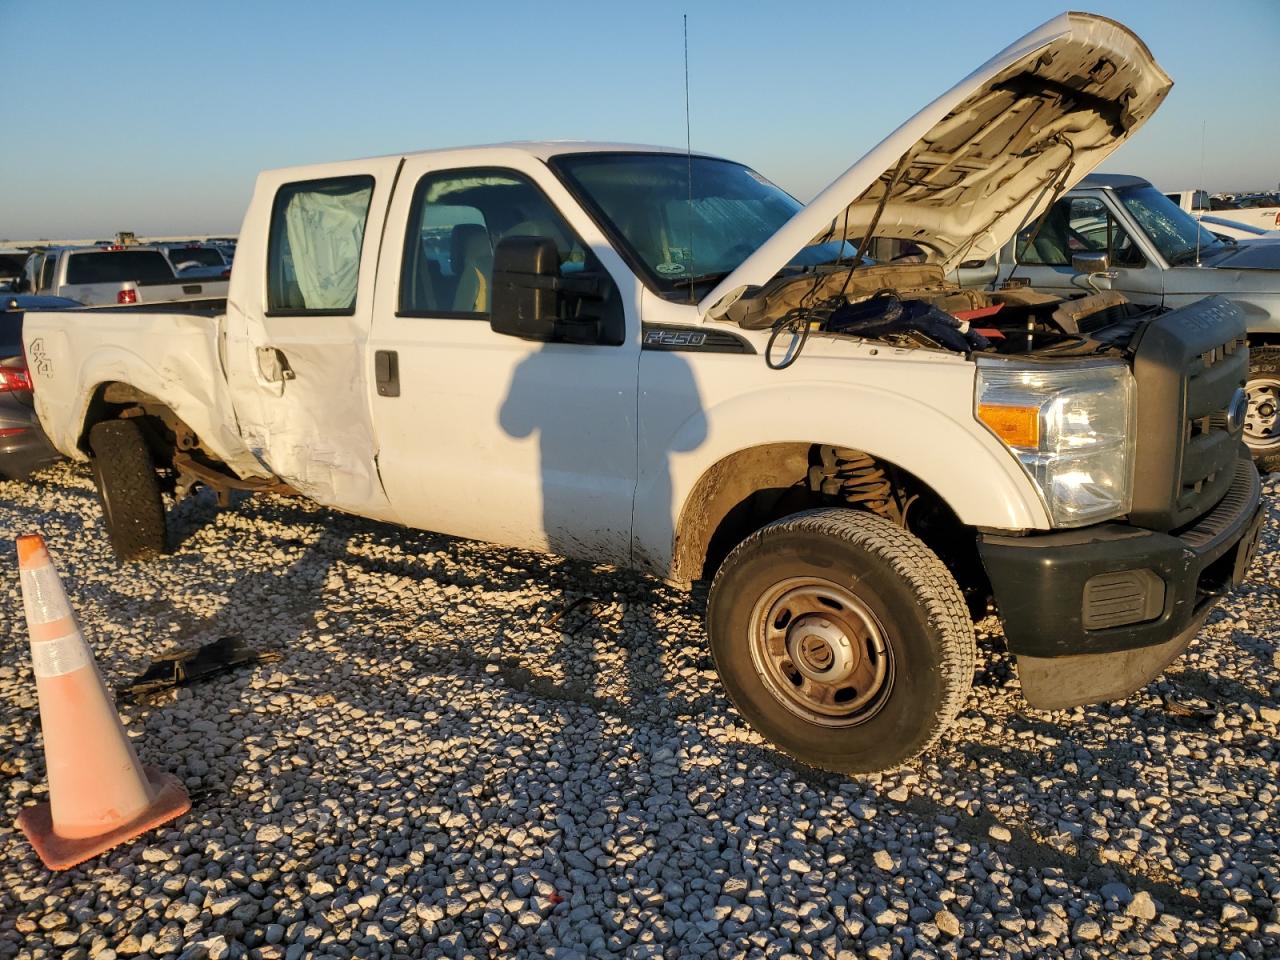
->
(979, 457, 1264, 709)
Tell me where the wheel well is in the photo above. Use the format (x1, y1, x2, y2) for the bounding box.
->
(79, 383, 180, 469)
(80, 382, 292, 505)
(673, 443, 990, 616)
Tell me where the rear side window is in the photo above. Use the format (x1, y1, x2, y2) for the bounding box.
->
(267, 175, 374, 315)
(65, 251, 176, 284)
(168, 247, 224, 268)
(39, 256, 56, 291)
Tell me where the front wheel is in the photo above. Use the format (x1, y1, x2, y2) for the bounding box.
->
(1245, 346, 1280, 474)
(707, 509, 975, 774)
(89, 419, 168, 563)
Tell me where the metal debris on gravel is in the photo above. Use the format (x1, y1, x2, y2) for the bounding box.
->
(2, 461, 1278, 959)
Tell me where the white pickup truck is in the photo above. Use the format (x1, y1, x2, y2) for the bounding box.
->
(1164, 189, 1280, 240)
(22, 245, 228, 306)
(24, 13, 1264, 773)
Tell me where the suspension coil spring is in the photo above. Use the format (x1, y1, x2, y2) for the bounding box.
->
(808, 446, 901, 523)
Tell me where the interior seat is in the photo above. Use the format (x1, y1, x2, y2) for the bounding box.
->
(451, 223, 493, 313)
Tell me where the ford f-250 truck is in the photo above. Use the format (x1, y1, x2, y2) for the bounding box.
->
(23, 14, 1264, 773)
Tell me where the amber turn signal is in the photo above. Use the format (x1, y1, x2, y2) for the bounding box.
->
(978, 403, 1041, 448)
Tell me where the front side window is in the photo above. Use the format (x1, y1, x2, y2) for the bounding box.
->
(268, 175, 374, 314)
(1016, 196, 1143, 267)
(552, 152, 854, 299)
(399, 169, 589, 317)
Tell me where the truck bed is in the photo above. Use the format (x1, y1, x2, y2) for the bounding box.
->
(22, 305, 266, 482)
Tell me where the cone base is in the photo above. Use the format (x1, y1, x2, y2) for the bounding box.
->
(16, 767, 191, 871)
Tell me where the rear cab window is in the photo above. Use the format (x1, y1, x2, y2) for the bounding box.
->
(64, 251, 177, 284)
(267, 175, 375, 315)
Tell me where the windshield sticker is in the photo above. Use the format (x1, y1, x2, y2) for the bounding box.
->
(655, 262, 687, 276)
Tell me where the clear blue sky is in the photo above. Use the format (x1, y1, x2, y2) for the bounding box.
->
(2, 0, 1277, 239)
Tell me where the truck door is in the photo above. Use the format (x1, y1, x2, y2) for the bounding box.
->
(998, 194, 1164, 306)
(222, 157, 403, 520)
(368, 153, 640, 564)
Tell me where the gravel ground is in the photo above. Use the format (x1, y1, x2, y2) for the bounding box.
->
(1, 461, 1278, 960)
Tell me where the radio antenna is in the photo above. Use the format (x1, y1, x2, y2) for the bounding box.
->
(1195, 119, 1206, 266)
(684, 13, 695, 304)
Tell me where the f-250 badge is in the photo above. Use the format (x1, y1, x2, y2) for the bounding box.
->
(644, 329, 707, 348)
(27, 338, 52, 377)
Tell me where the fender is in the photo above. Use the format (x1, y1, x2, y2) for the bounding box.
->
(33, 318, 268, 480)
(633, 378, 1050, 581)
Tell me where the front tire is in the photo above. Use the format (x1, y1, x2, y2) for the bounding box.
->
(707, 508, 975, 774)
(89, 419, 167, 563)
(1245, 346, 1280, 474)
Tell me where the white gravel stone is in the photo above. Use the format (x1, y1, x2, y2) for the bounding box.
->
(1, 465, 1278, 960)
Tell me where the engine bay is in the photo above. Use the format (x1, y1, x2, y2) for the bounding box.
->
(725, 262, 1163, 365)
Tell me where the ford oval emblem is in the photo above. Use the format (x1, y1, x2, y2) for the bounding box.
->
(1227, 387, 1248, 433)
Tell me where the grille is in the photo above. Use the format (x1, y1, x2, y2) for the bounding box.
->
(1177, 458, 1260, 549)
(1130, 297, 1247, 532)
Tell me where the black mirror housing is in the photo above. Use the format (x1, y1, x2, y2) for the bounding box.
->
(490, 236, 561, 341)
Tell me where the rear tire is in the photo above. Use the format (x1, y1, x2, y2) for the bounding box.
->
(1246, 347, 1280, 474)
(707, 508, 975, 774)
(89, 419, 167, 563)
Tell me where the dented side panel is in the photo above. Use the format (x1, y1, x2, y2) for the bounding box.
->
(221, 155, 404, 521)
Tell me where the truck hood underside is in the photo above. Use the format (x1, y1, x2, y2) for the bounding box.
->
(703, 12, 1172, 318)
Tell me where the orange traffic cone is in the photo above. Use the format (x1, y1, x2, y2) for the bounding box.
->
(14, 534, 190, 870)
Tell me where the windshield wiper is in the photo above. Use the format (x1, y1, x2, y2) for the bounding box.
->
(1167, 248, 1208, 266)
(670, 271, 729, 288)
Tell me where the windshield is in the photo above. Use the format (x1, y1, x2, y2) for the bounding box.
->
(1114, 185, 1225, 265)
(552, 153, 854, 296)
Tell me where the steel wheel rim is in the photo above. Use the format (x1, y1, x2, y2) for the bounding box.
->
(1245, 376, 1280, 450)
(748, 576, 894, 728)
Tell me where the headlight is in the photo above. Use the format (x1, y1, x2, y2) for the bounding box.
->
(975, 359, 1135, 528)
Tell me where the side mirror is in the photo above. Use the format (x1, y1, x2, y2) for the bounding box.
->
(1071, 251, 1111, 276)
(490, 236, 603, 343)
(490, 236, 561, 341)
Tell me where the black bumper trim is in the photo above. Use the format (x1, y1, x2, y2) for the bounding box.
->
(1016, 606, 1212, 710)
(979, 456, 1262, 660)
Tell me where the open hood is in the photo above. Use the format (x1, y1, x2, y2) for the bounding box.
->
(702, 12, 1172, 318)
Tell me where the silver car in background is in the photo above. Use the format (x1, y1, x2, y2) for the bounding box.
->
(964, 174, 1280, 472)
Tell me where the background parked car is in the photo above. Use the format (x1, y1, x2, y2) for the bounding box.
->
(20, 244, 228, 305)
(1165, 188, 1280, 240)
(0, 294, 77, 479)
(157, 241, 232, 278)
(0, 251, 30, 291)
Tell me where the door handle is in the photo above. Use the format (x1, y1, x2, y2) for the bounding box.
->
(375, 350, 400, 397)
(256, 346, 295, 383)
